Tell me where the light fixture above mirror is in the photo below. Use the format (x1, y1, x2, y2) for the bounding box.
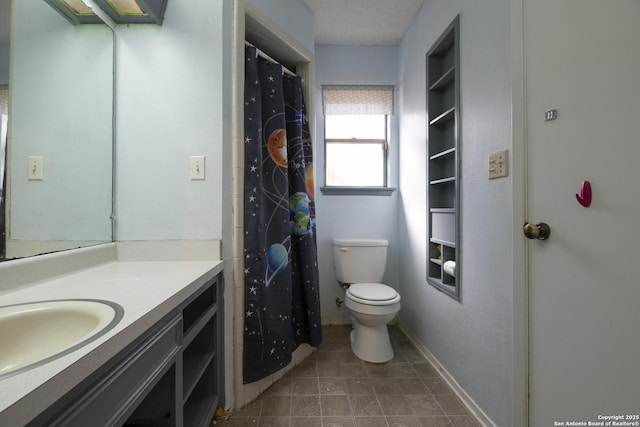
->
(94, 0, 168, 24)
(60, 0, 93, 15)
(45, 0, 168, 25)
(44, 0, 105, 24)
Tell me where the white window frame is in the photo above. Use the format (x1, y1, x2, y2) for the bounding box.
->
(320, 85, 396, 196)
(323, 114, 389, 187)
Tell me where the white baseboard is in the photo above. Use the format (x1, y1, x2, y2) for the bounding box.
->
(398, 322, 498, 427)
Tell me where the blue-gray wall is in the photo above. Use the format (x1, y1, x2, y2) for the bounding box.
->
(113, 0, 313, 242)
(397, 1, 514, 425)
(0, 45, 8, 85)
(313, 45, 400, 322)
(0, 0, 8, 86)
(115, 0, 226, 241)
(9, 0, 113, 245)
(246, 0, 314, 54)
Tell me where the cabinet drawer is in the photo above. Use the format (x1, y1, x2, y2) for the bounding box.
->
(51, 316, 181, 426)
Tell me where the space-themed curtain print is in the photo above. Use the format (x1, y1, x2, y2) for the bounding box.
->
(243, 46, 322, 384)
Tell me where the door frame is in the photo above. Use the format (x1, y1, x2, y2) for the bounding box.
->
(510, 0, 529, 425)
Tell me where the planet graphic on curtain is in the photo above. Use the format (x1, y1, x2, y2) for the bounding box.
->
(305, 165, 315, 200)
(267, 129, 288, 167)
(265, 242, 289, 287)
(290, 192, 311, 235)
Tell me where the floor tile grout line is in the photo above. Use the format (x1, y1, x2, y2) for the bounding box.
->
(317, 384, 323, 422)
(219, 325, 478, 426)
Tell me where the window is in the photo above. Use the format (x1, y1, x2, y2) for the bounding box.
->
(325, 114, 388, 187)
(321, 85, 395, 195)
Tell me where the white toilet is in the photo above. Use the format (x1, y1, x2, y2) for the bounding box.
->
(332, 238, 401, 363)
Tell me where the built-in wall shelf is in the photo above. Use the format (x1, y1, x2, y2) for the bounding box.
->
(430, 66, 455, 91)
(430, 238, 456, 247)
(430, 177, 456, 185)
(430, 148, 456, 161)
(427, 15, 461, 300)
(430, 107, 456, 126)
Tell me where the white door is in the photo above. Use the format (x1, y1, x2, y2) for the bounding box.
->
(524, 1, 640, 425)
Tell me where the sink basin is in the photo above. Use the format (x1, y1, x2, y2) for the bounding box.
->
(0, 299, 124, 379)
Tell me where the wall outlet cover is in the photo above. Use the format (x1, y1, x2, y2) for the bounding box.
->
(488, 150, 508, 179)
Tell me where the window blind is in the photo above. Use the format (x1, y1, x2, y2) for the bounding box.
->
(322, 85, 394, 116)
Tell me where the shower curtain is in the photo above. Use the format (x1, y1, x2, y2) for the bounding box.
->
(1, 114, 7, 259)
(243, 46, 322, 383)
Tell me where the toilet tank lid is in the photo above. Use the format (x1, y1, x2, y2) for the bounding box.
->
(332, 238, 388, 247)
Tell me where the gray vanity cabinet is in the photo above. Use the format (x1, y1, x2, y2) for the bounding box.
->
(32, 275, 223, 427)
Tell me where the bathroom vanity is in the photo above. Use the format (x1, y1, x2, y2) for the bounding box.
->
(0, 244, 224, 427)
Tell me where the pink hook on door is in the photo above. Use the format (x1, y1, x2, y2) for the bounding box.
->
(575, 180, 592, 208)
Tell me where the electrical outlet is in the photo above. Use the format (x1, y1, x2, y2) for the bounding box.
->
(488, 150, 508, 179)
(28, 156, 43, 180)
(190, 156, 205, 180)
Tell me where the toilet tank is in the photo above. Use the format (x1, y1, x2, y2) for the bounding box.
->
(332, 238, 388, 284)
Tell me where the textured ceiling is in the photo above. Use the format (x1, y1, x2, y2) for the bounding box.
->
(302, 0, 424, 45)
(1, 0, 425, 47)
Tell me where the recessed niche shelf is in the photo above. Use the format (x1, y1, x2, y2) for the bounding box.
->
(430, 147, 456, 161)
(427, 15, 461, 301)
(430, 177, 456, 185)
(429, 107, 456, 127)
(430, 66, 455, 91)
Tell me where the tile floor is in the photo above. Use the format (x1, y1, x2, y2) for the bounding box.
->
(215, 324, 480, 427)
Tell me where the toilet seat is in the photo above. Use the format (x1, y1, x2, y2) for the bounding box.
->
(347, 283, 400, 306)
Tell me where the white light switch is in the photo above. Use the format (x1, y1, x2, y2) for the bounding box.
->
(190, 156, 205, 180)
(488, 150, 508, 180)
(28, 156, 43, 180)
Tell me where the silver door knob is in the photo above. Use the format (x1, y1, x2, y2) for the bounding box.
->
(523, 222, 551, 240)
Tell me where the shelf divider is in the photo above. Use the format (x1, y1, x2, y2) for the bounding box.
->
(429, 106, 455, 126)
(430, 65, 455, 91)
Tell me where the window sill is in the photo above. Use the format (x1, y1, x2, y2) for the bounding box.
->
(319, 186, 396, 196)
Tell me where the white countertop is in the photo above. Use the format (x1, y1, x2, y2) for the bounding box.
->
(0, 257, 223, 424)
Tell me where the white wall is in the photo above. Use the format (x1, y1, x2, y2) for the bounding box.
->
(314, 45, 400, 322)
(115, 0, 225, 241)
(398, 1, 514, 425)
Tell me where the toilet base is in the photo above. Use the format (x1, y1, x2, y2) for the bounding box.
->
(350, 322, 394, 363)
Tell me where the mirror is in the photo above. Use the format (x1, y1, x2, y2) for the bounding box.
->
(0, 0, 114, 261)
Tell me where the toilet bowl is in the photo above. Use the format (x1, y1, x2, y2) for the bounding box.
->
(332, 238, 401, 363)
(345, 283, 400, 363)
